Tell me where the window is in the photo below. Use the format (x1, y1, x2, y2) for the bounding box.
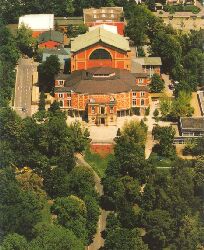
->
(132, 92, 136, 96)
(100, 106, 105, 114)
(67, 92, 71, 98)
(58, 80, 64, 86)
(59, 100, 63, 107)
(110, 107, 114, 114)
(132, 99, 136, 106)
(91, 106, 95, 114)
(111, 14, 114, 18)
(89, 49, 112, 60)
(102, 14, 106, 18)
(138, 78, 143, 84)
(141, 92, 145, 97)
(67, 99, 71, 107)
(93, 14, 97, 18)
(59, 93, 63, 98)
(141, 99, 145, 106)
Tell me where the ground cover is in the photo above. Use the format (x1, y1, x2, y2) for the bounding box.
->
(84, 149, 113, 178)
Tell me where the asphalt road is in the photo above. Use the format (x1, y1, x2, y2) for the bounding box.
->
(14, 58, 38, 118)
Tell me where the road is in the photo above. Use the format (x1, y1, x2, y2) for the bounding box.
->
(14, 58, 38, 118)
(76, 153, 108, 250)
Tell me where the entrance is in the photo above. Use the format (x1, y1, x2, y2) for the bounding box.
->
(101, 118, 105, 125)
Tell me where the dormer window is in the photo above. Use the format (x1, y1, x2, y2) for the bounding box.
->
(58, 80, 64, 86)
(138, 78, 143, 84)
(59, 93, 63, 98)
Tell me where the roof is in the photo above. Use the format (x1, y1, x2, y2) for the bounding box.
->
(89, 24, 118, 34)
(71, 27, 130, 52)
(55, 67, 149, 94)
(54, 16, 84, 26)
(38, 30, 64, 44)
(18, 14, 54, 31)
(133, 57, 162, 66)
(83, 7, 124, 23)
(180, 117, 204, 131)
(42, 48, 70, 69)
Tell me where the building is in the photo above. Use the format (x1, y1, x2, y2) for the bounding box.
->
(18, 14, 54, 38)
(71, 27, 131, 72)
(54, 16, 84, 33)
(42, 47, 71, 72)
(54, 67, 149, 125)
(166, 0, 196, 5)
(83, 7, 125, 35)
(38, 30, 64, 48)
(131, 57, 162, 77)
(179, 117, 204, 136)
(154, 11, 204, 31)
(89, 24, 118, 34)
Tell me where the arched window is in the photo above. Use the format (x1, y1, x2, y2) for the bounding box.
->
(141, 99, 145, 106)
(89, 49, 112, 60)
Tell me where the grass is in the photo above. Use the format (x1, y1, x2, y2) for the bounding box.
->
(41, 200, 52, 224)
(84, 149, 113, 178)
(148, 152, 174, 171)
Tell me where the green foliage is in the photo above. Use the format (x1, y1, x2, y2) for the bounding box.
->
(104, 227, 148, 250)
(0, 168, 44, 239)
(85, 148, 113, 177)
(152, 125, 176, 158)
(164, 4, 200, 14)
(68, 165, 96, 199)
(16, 24, 36, 57)
(145, 107, 150, 116)
(51, 195, 88, 244)
(1, 233, 28, 250)
(38, 55, 60, 92)
(67, 24, 88, 38)
(150, 74, 165, 93)
(30, 223, 84, 250)
(69, 121, 90, 153)
(38, 91, 46, 111)
(153, 108, 159, 118)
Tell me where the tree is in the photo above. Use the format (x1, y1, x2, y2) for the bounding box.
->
(104, 227, 148, 250)
(16, 24, 36, 57)
(143, 209, 175, 250)
(51, 195, 88, 244)
(0, 169, 44, 239)
(149, 74, 164, 93)
(38, 91, 46, 111)
(30, 223, 84, 250)
(68, 165, 96, 199)
(152, 126, 176, 158)
(153, 109, 159, 119)
(160, 97, 172, 119)
(38, 55, 60, 92)
(1, 233, 28, 250)
(175, 215, 201, 250)
(171, 91, 194, 119)
(67, 24, 88, 38)
(150, 31, 182, 74)
(69, 121, 90, 153)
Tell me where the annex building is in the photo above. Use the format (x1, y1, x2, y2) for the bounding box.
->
(54, 27, 150, 126)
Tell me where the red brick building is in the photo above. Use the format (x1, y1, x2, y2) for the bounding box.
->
(38, 30, 64, 49)
(71, 27, 131, 72)
(83, 7, 125, 35)
(54, 27, 150, 125)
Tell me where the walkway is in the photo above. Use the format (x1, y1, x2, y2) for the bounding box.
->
(76, 154, 108, 250)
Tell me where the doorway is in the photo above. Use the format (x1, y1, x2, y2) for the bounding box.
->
(100, 118, 105, 125)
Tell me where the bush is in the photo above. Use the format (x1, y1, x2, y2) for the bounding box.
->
(131, 107, 140, 116)
(145, 107, 150, 116)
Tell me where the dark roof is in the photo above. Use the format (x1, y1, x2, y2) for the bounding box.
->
(133, 72, 148, 78)
(38, 30, 64, 44)
(180, 117, 204, 131)
(55, 67, 149, 94)
(43, 47, 70, 56)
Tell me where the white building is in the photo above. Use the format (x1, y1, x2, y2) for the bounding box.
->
(18, 14, 54, 31)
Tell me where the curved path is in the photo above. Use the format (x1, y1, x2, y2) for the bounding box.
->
(75, 153, 108, 250)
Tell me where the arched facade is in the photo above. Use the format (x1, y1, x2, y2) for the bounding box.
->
(71, 43, 131, 72)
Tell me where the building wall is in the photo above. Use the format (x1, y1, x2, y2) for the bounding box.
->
(38, 41, 61, 48)
(54, 90, 149, 111)
(86, 22, 125, 35)
(71, 43, 131, 72)
(143, 66, 161, 77)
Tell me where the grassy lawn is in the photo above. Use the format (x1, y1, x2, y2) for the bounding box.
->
(41, 200, 52, 224)
(148, 152, 174, 171)
(84, 149, 113, 178)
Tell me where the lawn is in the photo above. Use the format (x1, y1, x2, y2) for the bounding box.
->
(84, 149, 113, 178)
(148, 152, 174, 171)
